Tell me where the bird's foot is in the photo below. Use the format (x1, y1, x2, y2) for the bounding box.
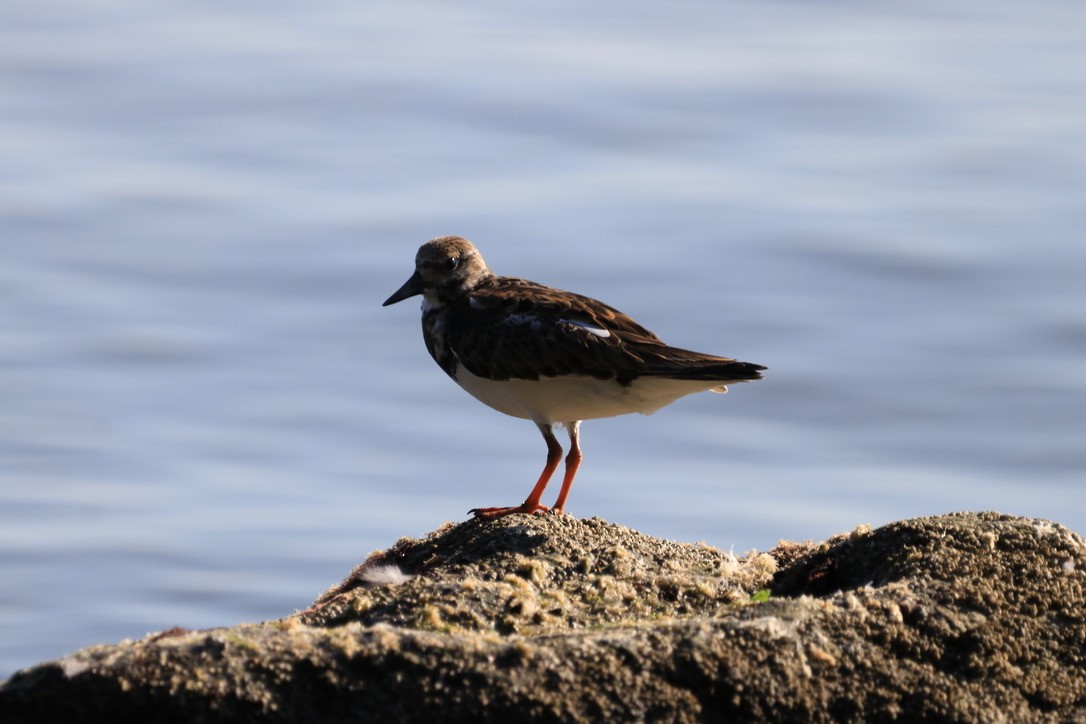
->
(469, 502, 550, 520)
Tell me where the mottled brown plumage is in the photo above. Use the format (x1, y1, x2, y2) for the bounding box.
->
(383, 235, 765, 519)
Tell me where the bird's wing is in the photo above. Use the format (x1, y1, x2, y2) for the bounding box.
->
(444, 277, 757, 384)
(442, 277, 657, 382)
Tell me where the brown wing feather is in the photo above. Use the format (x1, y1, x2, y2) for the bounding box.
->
(444, 276, 765, 385)
(443, 277, 645, 382)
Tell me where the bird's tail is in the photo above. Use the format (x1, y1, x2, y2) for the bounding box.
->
(656, 360, 766, 383)
(641, 346, 766, 384)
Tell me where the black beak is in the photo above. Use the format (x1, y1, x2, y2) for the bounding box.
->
(382, 270, 425, 306)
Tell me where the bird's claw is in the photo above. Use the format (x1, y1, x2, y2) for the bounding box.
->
(469, 503, 550, 520)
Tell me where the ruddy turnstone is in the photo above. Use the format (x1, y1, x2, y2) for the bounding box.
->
(383, 236, 765, 520)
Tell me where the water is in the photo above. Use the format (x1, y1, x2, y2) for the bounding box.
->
(2, 0, 1084, 678)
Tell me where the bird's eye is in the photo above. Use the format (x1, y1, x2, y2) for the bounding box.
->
(445, 257, 459, 271)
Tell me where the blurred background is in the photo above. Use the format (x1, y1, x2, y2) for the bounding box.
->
(2, 0, 1084, 678)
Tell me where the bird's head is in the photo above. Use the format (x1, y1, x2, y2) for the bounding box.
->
(383, 236, 492, 307)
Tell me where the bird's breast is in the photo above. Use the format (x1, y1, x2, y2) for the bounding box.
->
(421, 305, 459, 378)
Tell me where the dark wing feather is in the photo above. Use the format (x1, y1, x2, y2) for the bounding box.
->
(444, 276, 765, 385)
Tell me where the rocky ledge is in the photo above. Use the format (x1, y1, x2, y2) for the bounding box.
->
(1, 511, 1084, 722)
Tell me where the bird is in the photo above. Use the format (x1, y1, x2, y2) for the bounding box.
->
(383, 236, 765, 520)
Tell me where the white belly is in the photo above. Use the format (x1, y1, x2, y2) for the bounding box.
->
(452, 366, 729, 424)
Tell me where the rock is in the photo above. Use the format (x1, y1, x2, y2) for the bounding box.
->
(1, 511, 1084, 722)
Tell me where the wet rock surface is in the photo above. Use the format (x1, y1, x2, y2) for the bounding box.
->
(2, 511, 1084, 722)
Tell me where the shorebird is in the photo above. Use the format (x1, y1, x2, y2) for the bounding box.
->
(383, 236, 765, 519)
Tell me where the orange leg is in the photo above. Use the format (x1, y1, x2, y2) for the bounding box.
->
(470, 423, 563, 520)
(551, 421, 582, 514)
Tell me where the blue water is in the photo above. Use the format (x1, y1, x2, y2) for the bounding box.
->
(2, 0, 1084, 678)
